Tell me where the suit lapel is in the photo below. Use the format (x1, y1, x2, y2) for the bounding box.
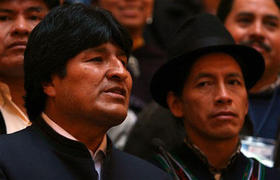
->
(0, 111, 6, 134)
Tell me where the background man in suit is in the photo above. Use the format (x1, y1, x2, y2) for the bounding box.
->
(0, 4, 170, 180)
(0, 0, 59, 134)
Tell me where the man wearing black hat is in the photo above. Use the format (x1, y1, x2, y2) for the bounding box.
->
(152, 13, 280, 179)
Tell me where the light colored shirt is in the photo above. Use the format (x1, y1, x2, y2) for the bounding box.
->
(0, 82, 31, 133)
(42, 113, 106, 180)
(108, 109, 137, 150)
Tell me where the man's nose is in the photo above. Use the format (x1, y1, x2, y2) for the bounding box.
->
(249, 21, 265, 41)
(11, 16, 30, 36)
(214, 83, 232, 105)
(106, 57, 130, 81)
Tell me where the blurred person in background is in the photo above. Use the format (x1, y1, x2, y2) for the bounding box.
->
(0, 0, 59, 134)
(146, 0, 220, 51)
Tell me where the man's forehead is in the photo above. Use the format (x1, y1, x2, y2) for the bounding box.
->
(86, 43, 126, 54)
(0, 0, 48, 9)
(75, 43, 127, 61)
(188, 53, 244, 79)
(230, 0, 280, 17)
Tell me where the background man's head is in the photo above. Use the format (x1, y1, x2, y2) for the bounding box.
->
(0, 0, 59, 79)
(150, 13, 264, 142)
(217, 0, 280, 90)
(24, 4, 132, 124)
(167, 52, 248, 141)
(92, 0, 154, 43)
(202, 0, 220, 14)
(93, 0, 153, 28)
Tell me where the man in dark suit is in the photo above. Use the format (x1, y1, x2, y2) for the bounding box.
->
(0, 4, 170, 180)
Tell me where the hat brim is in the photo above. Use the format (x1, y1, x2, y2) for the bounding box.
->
(150, 44, 265, 108)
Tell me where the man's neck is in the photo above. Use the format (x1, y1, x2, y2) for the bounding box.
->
(250, 71, 279, 93)
(187, 134, 239, 170)
(44, 108, 108, 153)
(0, 77, 26, 115)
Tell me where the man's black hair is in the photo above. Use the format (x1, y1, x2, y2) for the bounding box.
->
(0, 0, 59, 10)
(217, 0, 280, 23)
(24, 4, 132, 121)
(43, 0, 60, 9)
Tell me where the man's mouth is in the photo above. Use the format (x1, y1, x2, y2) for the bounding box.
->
(7, 41, 27, 50)
(210, 111, 238, 119)
(119, 6, 142, 17)
(240, 40, 271, 53)
(104, 86, 126, 98)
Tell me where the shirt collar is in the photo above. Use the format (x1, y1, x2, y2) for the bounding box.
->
(41, 112, 107, 159)
(0, 81, 12, 106)
(0, 81, 31, 133)
(184, 137, 241, 174)
(257, 75, 280, 93)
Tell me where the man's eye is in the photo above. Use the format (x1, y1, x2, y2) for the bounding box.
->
(118, 55, 128, 67)
(237, 17, 252, 26)
(197, 81, 210, 87)
(0, 16, 10, 21)
(120, 59, 128, 67)
(265, 21, 279, 29)
(29, 16, 42, 21)
(228, 79, 241, 86)
(87, 57, 103, 62)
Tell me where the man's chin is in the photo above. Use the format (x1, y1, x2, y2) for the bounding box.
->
(208, 130, 239, 141)
(0, 66, 24, 78)
(100, 109, 128, 127)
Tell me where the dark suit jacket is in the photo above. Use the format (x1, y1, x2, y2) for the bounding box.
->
(0, 117, 171, 180)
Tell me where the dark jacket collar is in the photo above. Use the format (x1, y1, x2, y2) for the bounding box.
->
(34, 116, 113, 160)
(0, 111, 6, 134)
(183, 139, 241, 174)
(170, 141, 248, 179)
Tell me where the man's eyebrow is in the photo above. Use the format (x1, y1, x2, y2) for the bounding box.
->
(236, 12, 280, 21)
(194, 72, 243, 80)
(194, 73, 214, 81)
(0, 9, 14, 13)
(0, 7, 45, 14)
(25, 7, 45, 13)
(264, 15, 280, 21)
(227, 73, 243, 79)
(92, 46, 126, 55)
(236, 12, 253, 17)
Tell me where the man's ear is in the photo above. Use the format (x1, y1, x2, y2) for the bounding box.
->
(42, 80, 56, 97)
(166, 91, 183, 118)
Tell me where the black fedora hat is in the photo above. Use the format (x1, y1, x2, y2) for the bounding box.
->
(150, 13, 265, 108)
